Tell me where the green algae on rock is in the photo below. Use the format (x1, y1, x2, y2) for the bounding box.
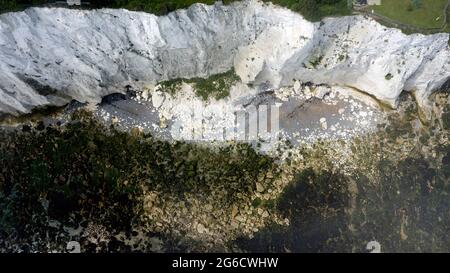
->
(0, 110, 279, 252)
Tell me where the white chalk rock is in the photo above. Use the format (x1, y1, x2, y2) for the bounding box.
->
(151, 91, 165, 109)
(293, 80, 301, 93)
(0, 0, 448, 117)
(314, 86, 331, 99)
(320, 117, 328, 130)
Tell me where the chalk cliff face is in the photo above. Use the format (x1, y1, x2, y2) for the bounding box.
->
(0, 0, 448, 116)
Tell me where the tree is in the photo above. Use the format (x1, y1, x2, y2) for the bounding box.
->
(298, 0, 319, 20)
(0, 0, 17, 12)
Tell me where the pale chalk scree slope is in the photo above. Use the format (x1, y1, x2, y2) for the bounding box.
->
(0, 0, 448, 117)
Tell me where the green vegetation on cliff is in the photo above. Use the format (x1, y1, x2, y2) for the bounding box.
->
(159, 69, 240, 100)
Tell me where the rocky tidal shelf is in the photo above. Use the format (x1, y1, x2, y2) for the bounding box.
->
(0, 89, 449, 252)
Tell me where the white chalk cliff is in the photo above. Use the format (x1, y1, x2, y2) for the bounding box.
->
(0, 0, 449, 116)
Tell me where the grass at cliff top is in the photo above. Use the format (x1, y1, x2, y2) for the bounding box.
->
(115, 0, 352, 21)
(0, 0, 351, 21)
(372, 0, 448, 29)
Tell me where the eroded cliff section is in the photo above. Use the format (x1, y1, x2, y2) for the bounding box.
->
(0, 0, 449, 116)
